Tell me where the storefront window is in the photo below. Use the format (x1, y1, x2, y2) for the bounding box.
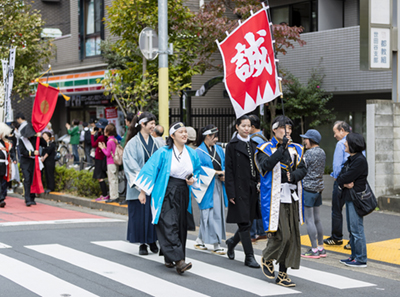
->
(271, 1, 317, 32)
(79, 0, 104, 59)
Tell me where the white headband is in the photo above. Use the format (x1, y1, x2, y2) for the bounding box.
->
(135, 117, 149, 127)
(169, 122, 185, 136)
(202, 127, 218, 136)
(272, 122, 292, 130)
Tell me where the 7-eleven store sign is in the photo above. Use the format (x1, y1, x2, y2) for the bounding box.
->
(30, 70, 107, 96)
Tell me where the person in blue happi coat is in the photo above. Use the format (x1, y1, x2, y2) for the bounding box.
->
(135, 122, 201, 274)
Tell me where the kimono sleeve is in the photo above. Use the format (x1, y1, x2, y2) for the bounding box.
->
(122, 141, 142, 189)
(134, 148, 164, 196)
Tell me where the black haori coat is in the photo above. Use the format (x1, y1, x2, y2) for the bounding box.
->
(225, 136, 261, 224)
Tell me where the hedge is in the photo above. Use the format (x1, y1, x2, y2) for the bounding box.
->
(53, 166, 102, 198)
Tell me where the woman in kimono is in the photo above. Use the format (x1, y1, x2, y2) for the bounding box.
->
(41, 132, 56, 194)
(123, 112, 161, 255)
(193, 125, 228, 255)
(225, 115, 261, 269)
(135, 122, 201, 274)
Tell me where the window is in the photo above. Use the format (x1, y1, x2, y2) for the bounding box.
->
(79, 0, 104, 59)
(271, 1, 317, 33)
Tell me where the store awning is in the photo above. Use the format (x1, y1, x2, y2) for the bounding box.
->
(30, 70, 107, 96)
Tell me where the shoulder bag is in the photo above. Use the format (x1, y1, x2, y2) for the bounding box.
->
(349, 182, 377, 217)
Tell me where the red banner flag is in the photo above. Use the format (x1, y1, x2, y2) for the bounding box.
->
(31, 83, 60, 194)
(217, 7, 281, 118)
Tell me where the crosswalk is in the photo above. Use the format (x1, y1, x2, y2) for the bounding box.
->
(0, 239, 376, 297)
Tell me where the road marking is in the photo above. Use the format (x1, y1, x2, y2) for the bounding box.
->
(92, 240, 298, 296)
(0, 218, 123, 227)
(26, 244, 209, 297)
(0, 242, 12, 249)
(0, 254, 99, 297)
(186, 240, 376, 290)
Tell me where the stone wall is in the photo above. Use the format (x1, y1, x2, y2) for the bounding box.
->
(366, 100, 400, 197)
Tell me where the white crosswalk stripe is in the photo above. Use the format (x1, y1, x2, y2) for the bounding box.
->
(92, 240, 298, 296)
(0, 239, 377, 297)
(0, 242, 12, 249)
(0, 254, 99, 297)
(25, 243, 209, 297)
(185, 239, 376, 290)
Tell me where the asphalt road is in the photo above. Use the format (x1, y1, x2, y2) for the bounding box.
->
(0, 197, 399, 297)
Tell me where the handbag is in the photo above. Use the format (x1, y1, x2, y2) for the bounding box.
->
(349, 182, 377, 217)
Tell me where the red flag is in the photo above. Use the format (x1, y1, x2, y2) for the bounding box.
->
(31, 83, 59, 194)
(217, 8, 281, 118)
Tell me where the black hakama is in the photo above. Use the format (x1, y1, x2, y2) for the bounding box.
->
(127, 196, 158, 244)
(156, 177, 190, 263)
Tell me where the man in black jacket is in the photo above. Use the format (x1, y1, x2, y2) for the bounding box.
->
(255, 116, 307, 287)
(16, 113, 46, 206)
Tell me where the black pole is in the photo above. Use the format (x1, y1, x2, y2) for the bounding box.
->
(265, 1, 291, 171)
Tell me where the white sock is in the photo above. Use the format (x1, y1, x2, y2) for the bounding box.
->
(213, 243, 220, 250)
(317, 246, 324, 251)
(195, 238, 204, 245)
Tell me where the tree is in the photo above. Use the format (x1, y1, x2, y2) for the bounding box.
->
(101, 0, 201, 113)
(281, 68, 335, 135)
(0, 0, 54, 99)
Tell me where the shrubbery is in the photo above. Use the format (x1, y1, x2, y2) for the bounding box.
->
(53, 166, 102, 198)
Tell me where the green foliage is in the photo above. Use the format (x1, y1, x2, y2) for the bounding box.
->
(54, 166, 101, 198)
(0, 0, 54, 99)
(282, 68, 335, 135)
(101, 0, 201, 112)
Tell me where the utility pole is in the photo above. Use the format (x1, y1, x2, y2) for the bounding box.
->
(158, 0, 169, 136)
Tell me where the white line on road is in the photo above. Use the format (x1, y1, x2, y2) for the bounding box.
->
(185, 240, 376, 290)
(0, 254, 99, 297)
(26, 244, 209, 297)
(0, 242, 12, 249)
(0, 218, 124, 227)
(92, 240, 299, 296)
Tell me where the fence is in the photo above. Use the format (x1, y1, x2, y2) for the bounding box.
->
(170, 108, 236, 143)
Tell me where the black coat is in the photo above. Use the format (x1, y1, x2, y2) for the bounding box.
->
(225, 136, 261, 224)
(336, 153, 368, 202)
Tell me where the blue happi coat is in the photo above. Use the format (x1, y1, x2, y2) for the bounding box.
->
(195, 142, 228, 210)
(255, 137, 305, 232)
(134, 145, 201, 225)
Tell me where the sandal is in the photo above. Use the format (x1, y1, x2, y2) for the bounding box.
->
(194, 243, 207, 250)
(211, 248, 226, 255)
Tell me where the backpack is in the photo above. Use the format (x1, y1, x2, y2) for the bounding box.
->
(110, 139, 124, 165)
(84, 130, 92, 147)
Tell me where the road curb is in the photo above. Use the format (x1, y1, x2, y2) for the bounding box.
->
(13, 188, 128, 215)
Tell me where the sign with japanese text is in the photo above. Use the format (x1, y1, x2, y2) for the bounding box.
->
(360, 0, 392, 71)
(217, 8, 281, 118)
(370, 28, 391, 69)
